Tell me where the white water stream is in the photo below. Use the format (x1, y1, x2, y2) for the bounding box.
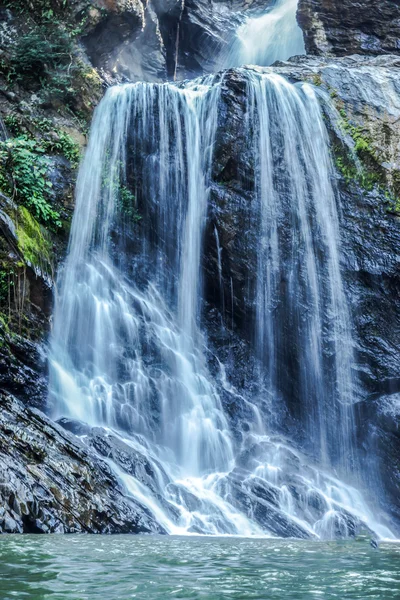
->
(224, 0, 305, 68)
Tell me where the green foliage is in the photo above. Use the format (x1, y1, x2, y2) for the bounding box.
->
(6, 115, 82, 168)
(3, 114, 24, 137)
(0, 266, 15, 306)
(0, 136, 61, 227)
(0, 312, 10, 335)
(5, 0, 70, 22)
(2, 1, 102, 121)
(335, 152, 380, 192)
(42, 130, 81, 168)
(342, 121, 377, 164)
(335, 114, 400, 214)
(101, 155, 141, 223)
(8, 27, 73, 81)
(119, 186, 142, 222)
(16, 206, 53, 272)
(312, 74, 323, 87)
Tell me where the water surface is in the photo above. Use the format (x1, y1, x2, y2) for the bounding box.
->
(1, 535, 399, 599)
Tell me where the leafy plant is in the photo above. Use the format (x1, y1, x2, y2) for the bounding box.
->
(6, 0, 77, 23)
(119, 186, 141, 222)
(42, 130, 81, 168)
(0, 136, 61, 227)
(0, 266, 15, 306)
(8, 27, 73, 81)
(3, 114, 24, 137)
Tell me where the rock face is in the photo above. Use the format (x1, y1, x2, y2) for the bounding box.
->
(81, 0, 273, 81)
(0, 1, 102, 411)
(297, 0, 400, 56)
(83, 0, 167, 83)
(0, 393, 165, 533)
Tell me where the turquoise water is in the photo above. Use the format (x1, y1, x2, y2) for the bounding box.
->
(0, 536, 399, 599)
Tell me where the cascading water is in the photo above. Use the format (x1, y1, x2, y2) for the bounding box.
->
(247, 72, 356, 472)
(224, 0, 305, 68)
(49, 69, 394, 538)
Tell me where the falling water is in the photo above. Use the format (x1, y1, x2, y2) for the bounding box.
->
(247, 71, 356, 471)
(224, 0, 305, 68)
(49, 69, 394, 540)
(50, 79, 234, 478)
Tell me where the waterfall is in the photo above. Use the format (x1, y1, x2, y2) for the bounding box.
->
(49, 79, 234, 477)
(49, 69, 394, 540)
(247, 72, 356, 471)
(224, 0, 305, 68)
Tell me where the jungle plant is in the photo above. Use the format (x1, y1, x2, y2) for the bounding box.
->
(0, 136, 61, 227)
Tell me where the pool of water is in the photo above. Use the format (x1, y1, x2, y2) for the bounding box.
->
(0, 535, 399, 599)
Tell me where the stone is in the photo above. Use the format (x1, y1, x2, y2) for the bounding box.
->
(298, 0, 400, 57)
(0, 393, 166, 534)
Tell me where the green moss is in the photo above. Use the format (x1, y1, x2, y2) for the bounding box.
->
(16, 206, 53, 273)
(335, 106, 400, 215)
(335, 151, 380, 192)
(0, 312, 10, 332)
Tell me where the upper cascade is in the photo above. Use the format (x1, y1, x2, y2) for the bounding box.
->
(48, 67, 395, 540)
(223, 0, 305, 68)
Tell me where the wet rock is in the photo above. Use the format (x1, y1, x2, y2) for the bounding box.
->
(0, 393, 166, 534)
(85, 427, 182, 522)
(216, 470, 315, 538)
(199, 58, 400, 528)
(56, 418, 92, 437)
(0, 334, 48, 410)
(83, 0, 167, 83)
(1, 54, 400, 536)
(355, 393, 400, 526)
(87, 427, 170, 495)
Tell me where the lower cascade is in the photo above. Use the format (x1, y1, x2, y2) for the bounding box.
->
(49, 68, 395, 540)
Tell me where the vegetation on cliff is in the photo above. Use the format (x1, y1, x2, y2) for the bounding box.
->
(0, 0, 103, 343)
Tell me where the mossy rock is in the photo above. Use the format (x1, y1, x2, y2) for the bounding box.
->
(16, 206, 54, 275)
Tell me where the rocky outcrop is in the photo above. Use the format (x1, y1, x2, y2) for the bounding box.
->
(81, 0, 274, 81)
(0, 393, 165, 533)
(83, 0, 167, 83)
(81, 0, 400, 81)
(297, 0, 400, 56)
